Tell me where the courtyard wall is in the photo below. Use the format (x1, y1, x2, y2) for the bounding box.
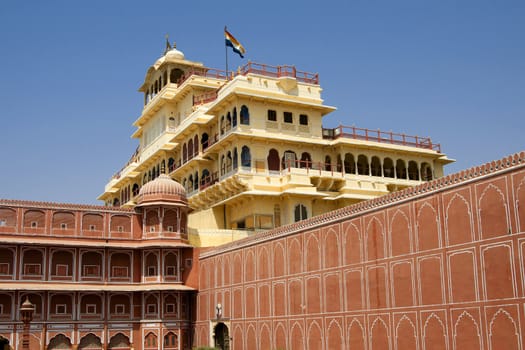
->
(196, 151, 525, 350)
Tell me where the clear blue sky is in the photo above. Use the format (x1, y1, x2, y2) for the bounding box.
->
(0, 0, 523, 205)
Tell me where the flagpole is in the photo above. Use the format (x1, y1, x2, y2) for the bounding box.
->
(224, 26, 229, 80)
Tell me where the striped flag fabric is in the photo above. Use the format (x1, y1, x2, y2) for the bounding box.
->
(224, 27, 246, 58)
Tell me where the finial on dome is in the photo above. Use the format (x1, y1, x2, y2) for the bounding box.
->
(164, 34, 172, 55)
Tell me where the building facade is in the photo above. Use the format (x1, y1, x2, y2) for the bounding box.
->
(98, 44, 452, 247)
(0, 175, 199, 349)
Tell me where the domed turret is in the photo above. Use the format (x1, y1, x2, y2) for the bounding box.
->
(136, 174, 187, 207)
(153, 41, 185, 68)
(165, 42, 185, 61)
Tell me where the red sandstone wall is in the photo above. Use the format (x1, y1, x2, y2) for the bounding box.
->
(196, 152, 525, 349)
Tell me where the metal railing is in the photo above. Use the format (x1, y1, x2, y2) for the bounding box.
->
(322, 125, 441, 152)
(240, 62, 319, 85)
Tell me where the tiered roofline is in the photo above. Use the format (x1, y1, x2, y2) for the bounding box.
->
(201, 150, 525, 258)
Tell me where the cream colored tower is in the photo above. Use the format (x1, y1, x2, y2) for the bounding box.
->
(99, 44, 453, 246)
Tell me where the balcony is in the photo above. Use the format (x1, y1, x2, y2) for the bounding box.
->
(323, 125, 442, 152)
(240, 62, 319, 85)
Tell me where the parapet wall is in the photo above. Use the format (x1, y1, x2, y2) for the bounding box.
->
(196, 151, 525, 349)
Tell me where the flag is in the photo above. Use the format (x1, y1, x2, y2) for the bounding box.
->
(224, 27, 246, 58)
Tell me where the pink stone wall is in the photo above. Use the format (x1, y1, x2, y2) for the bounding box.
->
(196, 151, 525, 349)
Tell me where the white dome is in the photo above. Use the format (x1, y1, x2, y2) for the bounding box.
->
(165, 47, 185, 61)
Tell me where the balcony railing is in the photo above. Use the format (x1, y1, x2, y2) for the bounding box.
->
(322, 125, 441, 152)
(193, 91, 218, 106)
(176, 62, 319, 88)
(199, 172, 220, 191)
(177, 67, 229, 86)
(240, 62, 319, 85)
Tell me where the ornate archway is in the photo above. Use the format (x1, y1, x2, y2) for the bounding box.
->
(214, 322, 229, 350)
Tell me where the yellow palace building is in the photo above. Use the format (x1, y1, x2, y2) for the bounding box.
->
(98, 43, 452, 247)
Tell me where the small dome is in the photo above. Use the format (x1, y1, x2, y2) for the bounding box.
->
(165, 46, 185, 61)
(136, 174, 187, 207)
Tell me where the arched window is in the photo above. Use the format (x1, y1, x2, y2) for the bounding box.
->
(132, 183, 139, 197)
(170, 69, 184, 83)
(145, 252, 158, 277)
(144, 333, 157, 347)
(357, 155, 369, 175)
(233, 147, 238, 170)
(188, 175, 193, 192)
(226, 151, 232, 172)
(182, 144, 188, 163)
(201, 169, 210, 186)
(108, 333, 130, 349)
(79, 295, 102, 317)
(344, 153, 356, 174)
(421, 162, 433, 181)
(109, 294, 131, 318)
(194, 171, 199, 191)
(168, 158, 175, 172)
(226, 112, 232, 131)
(324, 155, 332, 171)
(201, 133, 209, 150)
(232, 107, 238, 127)
(241, 146, 251, 167)
(164, 332, 178, 347)
(164, 253, 179, 278)
(383, 157, 395, 178)
(300, 152, 311, 169)
(22, 248, 43, 277)
(336, 154, 343, 172)
(188, 139, 194, 159)
(80, 251, 102, 279)
(48, 334, 72, 349)
(294, 204, 308, 222)
(408, 160, 419, 180)
(396, 159, 407, 179)
(79, 333, 102, 349)
(50, 250, 73, 278)
(240, 105, 250, 125)
(282, 150, 297, 169)
(371, 156, 381, 176)
(110, 252, 131, 279)
(194, 135, 199, 154)
(220, 155, 226, 175)
(268, 149, 280, 171)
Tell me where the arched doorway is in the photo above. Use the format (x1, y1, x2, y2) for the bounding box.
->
(48, 334, 72, 349)
(108, 333, 130, 349)
(0, 336, 9, 350)
(214, 322, 230, 350)
(267, 149, 280, 172)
